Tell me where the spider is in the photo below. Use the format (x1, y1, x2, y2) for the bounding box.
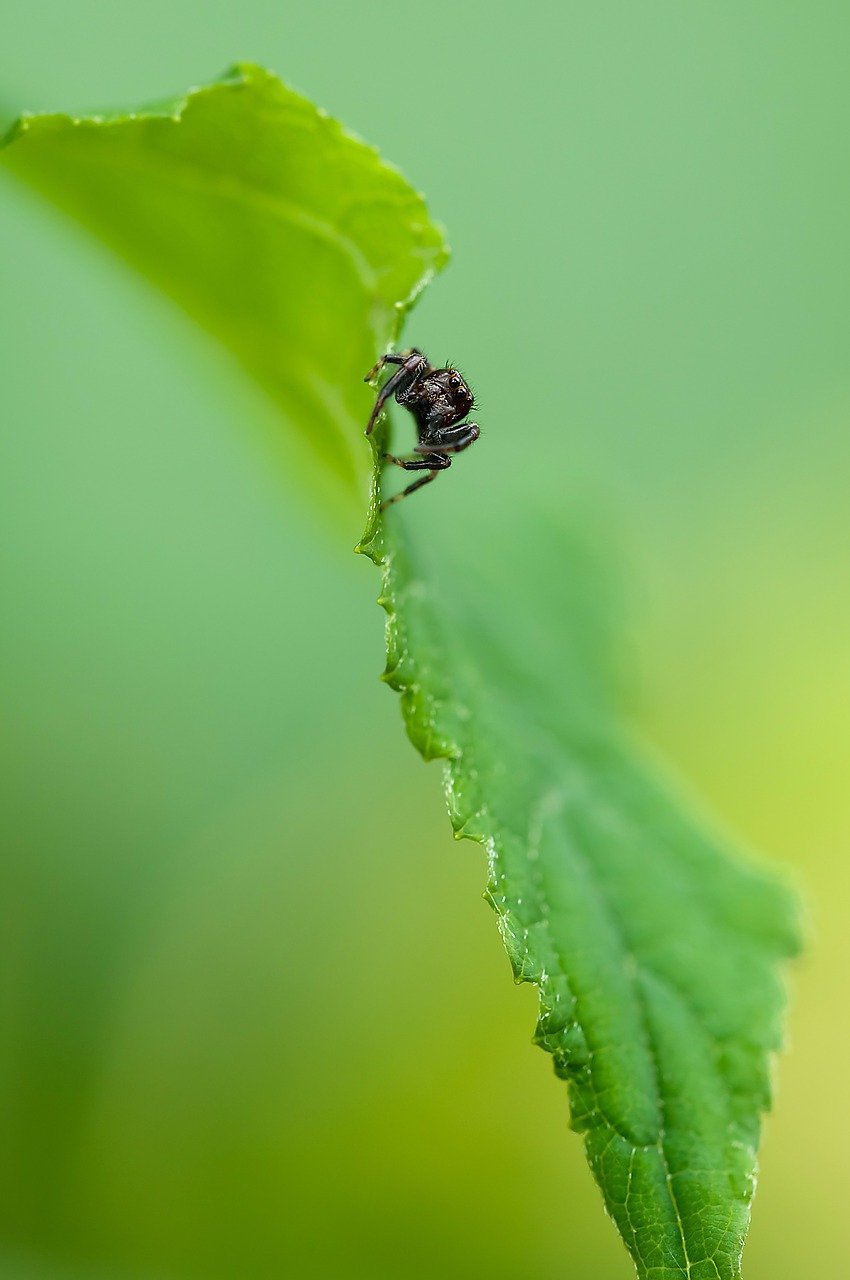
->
(364, 348, 480, 509)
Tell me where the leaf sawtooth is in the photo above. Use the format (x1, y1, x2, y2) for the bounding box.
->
(358, 514, 799, 1280)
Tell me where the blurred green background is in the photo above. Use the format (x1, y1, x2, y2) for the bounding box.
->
(1, 3, 848, 1276)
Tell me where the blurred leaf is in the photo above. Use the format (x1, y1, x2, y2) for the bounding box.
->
(2, 66, 800, 1280)
(0, 62, 448, 504)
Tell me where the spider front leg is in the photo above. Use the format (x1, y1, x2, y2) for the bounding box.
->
(381, 451, 450, 510)
(363, 347, 422, 384)
(363, 349, 426, 435)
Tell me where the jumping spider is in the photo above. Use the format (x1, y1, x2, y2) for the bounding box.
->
(364, 348, 480, 509)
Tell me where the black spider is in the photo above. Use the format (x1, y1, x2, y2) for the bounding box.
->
(364, 348, 480, 509)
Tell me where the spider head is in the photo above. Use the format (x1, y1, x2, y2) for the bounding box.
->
(435, 366, 475, 415)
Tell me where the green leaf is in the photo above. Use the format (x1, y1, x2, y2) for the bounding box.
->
(2, 67, 799, 1279)
(359, 508, 799, 1279)
(0, 62, 448, 505)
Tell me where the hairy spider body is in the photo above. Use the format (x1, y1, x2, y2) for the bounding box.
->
(364, 348, 480, 509)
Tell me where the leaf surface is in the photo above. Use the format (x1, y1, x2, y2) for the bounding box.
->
(1, 67, 799, 1279)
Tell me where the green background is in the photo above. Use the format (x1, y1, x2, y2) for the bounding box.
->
(1, 3, 848, 1276)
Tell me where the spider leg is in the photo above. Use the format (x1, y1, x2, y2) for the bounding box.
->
(364, 351, 427, 435)
(365, 367, 410, 436)
(383, 452, 451, 471)
(381, 450, 450, 510)
(414, 422, 480, 455)
(363, 348, 422, 384)
(382, 471, 439, 509)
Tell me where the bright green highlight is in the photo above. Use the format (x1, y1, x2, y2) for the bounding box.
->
(2, 67, 799, 1279)
(1, 63, 447, 499)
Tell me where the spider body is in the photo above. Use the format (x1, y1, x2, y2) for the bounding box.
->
(364, 348, 480, 509)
